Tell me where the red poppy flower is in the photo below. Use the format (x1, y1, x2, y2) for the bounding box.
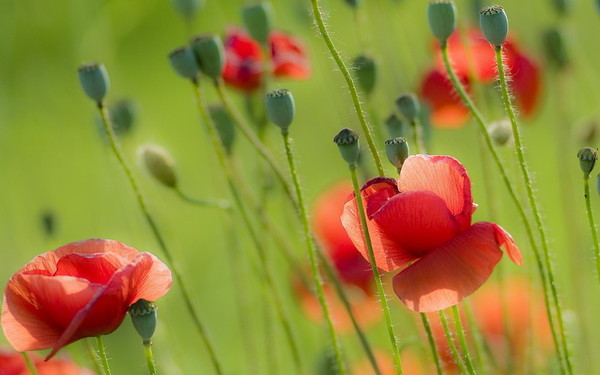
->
(223, 27, 310, 92)
(0, 348, 94, 375)
(1, 239, 172, 360)
(341, 155, 523, 312)
(421, 30, 540, 128)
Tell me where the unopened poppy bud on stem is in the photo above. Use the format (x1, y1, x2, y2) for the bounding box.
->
(169, 46, 200, 80)
(78, 63, 110, 103)
(479, 5, 508, 47)
(190, 34, 225, 82)
(334, 128, 360, 168)
(543, 28, 569, 70)
(577, 147, 598, 178)
(242, 2, 272, 46)
(352, 55, 377, 97)
(395, 93, 420, 123)
(110, 99, 137, 135)
(488, 119, 512, 146)
(266, 89, 295, 134)
(140, 144, 178, 188)
(171, 0, 203, 19)
(428, 1, 457, 46)
(385, 113, 406, 139)
(385, 137, 409, 172)
(129, 299, 158, 344)
(209, 104, 236, 155)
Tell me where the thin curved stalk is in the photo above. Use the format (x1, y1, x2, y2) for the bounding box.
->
(95, 336, 112, 375)
(438, 310, 467, 374)
(420, 313, 443, 375)
(144, 343, 157, 375)
(21, 352, 40, 375)
(452, 305, 476, 375)
(583, 175, 600, 281)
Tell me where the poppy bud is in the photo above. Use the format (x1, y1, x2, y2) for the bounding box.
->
(169, 46, 200, 80)
(140, 144, 178, 188)
(395, 93, 420, 123)
(543, 28, 569, 71)
(352, 55, 377, 97)
(110, 99, 138, 136)
(385, 137, 409, 171)
(129, 299, 157, 344)
(78, 63, 110, 102)
(488, 119, 512, 146)
(190, 34, 225, 81)
(427, 1, 457, 45)
(242, 2, 272, 46)
(577, 147, 598, 178)
(209, 104, 236, 155)
(171, 0, 203, 19)
(550, 0, 571, 15)
(334, 128, 360, 167)
(479, 5, 508, 47)
(385, 113, 406, 139)
(266, 89, 295, 133)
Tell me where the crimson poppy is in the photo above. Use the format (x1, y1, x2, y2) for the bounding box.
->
(1, 239, 172, 360)
(341, 155, 523, 312)
(222, 27, 310, 92)
(0, 348, 94, 375)
(421, 29, 540, 128)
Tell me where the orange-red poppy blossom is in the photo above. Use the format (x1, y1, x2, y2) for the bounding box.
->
(1, 239, 172, 360)
(0, 348, 94, 375)
(341, 155, 523, 312)
(223, 27, 310, 92)
(421, 29, 540, 128)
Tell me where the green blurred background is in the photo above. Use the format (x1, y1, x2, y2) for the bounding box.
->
(1, 0, 600, 373)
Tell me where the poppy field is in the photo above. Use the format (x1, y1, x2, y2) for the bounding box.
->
(1, 0, 600, 374)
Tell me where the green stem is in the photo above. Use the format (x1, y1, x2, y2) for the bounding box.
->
(438, 310, 467, 374)
(439, 44, 565, 373)
(192, 80, 303, 374)
(21, 352, 39, 375)
(410, 120, 425, 154)
(494, 46, 572, 375)
(144, 342, 157, 375)
(281, 131, 347, 374)
(83, 338, 104, 375)
(309, 0, 385, 176)
(97, 102, 223, 375)
(463, 301, 495, 373)
(95, 336, 112, 375)
(452, 305, 476, 375)
(349, 165, 403, 375)
(174, 187, 231, 210)
(420, 313, 443, 375)
(583, 175, 600, 282)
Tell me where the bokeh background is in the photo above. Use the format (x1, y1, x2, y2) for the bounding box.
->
(1, 0, 600, 373)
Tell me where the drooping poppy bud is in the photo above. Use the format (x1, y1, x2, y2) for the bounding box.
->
(334, 128, 360, 167)
(169, 46, 200, 79)
(209, 104, 236, 155)
(427, 1, 457, 45)
(171, 0, 203, 20)
(577, 147, 598, 178)
(395, 93, 420, 123)
(140, 144, 178, 188)
(129, 299, 158, 344)
(242, 2, 272, 46)
(266, 89, 295, 133)
(542, 28, 569, 71)
(480, 5, 508, 47)
(385, 113, 406, 138)
(78, 63, 110, 102)
(385, 137, 410, 172)
(352, 55, 377, 97)
(488, 119, 512, 146)
(190, 34, 225, 81)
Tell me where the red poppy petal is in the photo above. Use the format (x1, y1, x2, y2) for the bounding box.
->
(223, 27, 264, 92)
(398, 155, 473, 229)
(356, 177, 399, 219)
(270, 31, 310, 80)
(420, 69, 470, 129)
(510, 52, 540, 117)
(373, 190, 460, 255)
(392, 222, 506, 312)
(54, 253, 125, 284)
(493, 223, 523, 265)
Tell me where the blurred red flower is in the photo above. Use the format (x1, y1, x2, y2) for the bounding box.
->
(341, 155, 523, 312)
(1, 239, 172, 360)
(223, 27, 310, 92)
(0, 348, 94, 375)
(421, 29, 540, 128)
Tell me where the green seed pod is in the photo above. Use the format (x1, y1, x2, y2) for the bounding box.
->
(550, 0, 572, 15)
(352, 55, 377, 97)
(209, 104, 236, 155)
(385, 137, 409, 171)
(242, 2, 272, 46)
(169, 46, 200, 79)
(577, 147, 598, 177)
(333, 128, 360, 167)
(385, 113, 406, 139)
(543, 28, 569, 71)
(110, 99, 138, 136)
(488, 119, 512, 146)
(78, 63, 110, 102)
(171, 0, 203, 19)
(479, 5, 508, 47)
(190, 34, 225, 80)
(266, 89, 295, 133)
(129, 299, 157, 344)
(428, 1, 457, 45)
(395, 93, 420, 123)
(140, 144, 178, 188)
